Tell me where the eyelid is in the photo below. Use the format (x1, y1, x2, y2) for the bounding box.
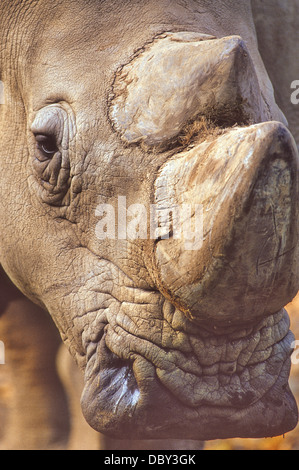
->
(31, 103, 76, 151)
(31, 106, 60, 131)
(35, 134, 51, 141)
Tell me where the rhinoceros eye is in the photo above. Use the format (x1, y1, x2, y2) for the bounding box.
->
(30, 103, 75, 206)
(35, 134, 58, 160)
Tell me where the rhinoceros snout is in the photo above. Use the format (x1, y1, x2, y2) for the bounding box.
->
(81, 122, 299, 440)
(150, 122, 299, 328)
(82, 31, 299, 441)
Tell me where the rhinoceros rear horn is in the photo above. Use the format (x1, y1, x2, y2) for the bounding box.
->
(109, 31, 283, 149)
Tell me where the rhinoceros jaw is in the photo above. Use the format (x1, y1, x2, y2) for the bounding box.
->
(81, 300, 297, 440)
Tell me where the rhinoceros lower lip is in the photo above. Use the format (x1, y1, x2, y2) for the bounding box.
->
(81, 307, 298, 440)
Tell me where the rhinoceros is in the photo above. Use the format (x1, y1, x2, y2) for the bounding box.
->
(1, 0, 299, 448)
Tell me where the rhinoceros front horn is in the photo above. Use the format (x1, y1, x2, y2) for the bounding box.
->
(152, 122, 299, 327)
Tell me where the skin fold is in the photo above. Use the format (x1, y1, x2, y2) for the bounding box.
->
(0, 0, 299, 444)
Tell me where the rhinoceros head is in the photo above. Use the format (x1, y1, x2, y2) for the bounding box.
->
(0, 1, 298, 440)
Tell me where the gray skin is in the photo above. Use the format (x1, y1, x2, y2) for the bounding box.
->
(252, 0, 299, 148)
(1, 0, 299, 442)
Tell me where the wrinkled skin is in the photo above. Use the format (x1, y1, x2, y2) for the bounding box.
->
(1, 0, 299, 442)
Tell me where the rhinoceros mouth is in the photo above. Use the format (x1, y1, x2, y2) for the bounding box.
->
(81, 304, 298, 440)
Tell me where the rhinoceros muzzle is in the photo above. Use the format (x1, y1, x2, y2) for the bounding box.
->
(82, 307, 297, 440)
(81, 32, 299, 440)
